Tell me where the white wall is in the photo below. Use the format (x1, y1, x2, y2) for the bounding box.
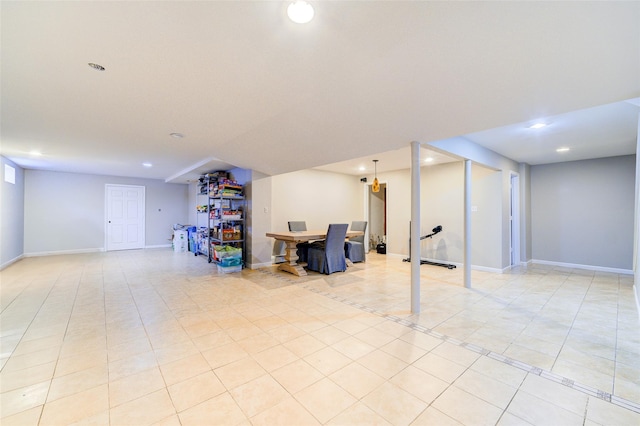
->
(270, 169, 364, 232)
(266, 165, 501, 269)
(24, 170, 189, 255)
(531, 155, 635, 271)
(0, 156, 25, 268)
(428, 137, 523, 269)
(363, 161, 503, 269)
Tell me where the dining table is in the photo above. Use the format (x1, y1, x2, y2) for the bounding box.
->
(266, 229, 364, 276)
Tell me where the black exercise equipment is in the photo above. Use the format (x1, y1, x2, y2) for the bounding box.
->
(402, 223, 456, 269)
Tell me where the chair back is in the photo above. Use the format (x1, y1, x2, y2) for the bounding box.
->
(306, 224, 348, 274)
(288, 221, 307, 232)
(350, 221, 367, 244)
(325, 224, 349, 253)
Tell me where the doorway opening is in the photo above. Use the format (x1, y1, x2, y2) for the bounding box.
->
(365, 182, 387, 253)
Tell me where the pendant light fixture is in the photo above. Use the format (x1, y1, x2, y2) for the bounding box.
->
(372, 160, 380, 193)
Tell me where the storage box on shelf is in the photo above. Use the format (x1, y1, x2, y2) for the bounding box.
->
(195, 172, 245, 272)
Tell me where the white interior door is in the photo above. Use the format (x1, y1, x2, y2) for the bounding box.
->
(106, 184, 145, 251)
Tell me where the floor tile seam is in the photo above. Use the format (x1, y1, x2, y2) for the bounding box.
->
(0, 279, 43, 317)
(549, 273, 595, 375)
(299, 283, 640, 415)
(105, 273, 170, 413)
(0, 281, 69, 382)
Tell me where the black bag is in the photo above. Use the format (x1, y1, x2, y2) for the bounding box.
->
(376, 243, 386, 254)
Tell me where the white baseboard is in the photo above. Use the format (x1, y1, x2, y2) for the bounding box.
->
(390, 252, 506, 274)
(249, 261, 276, 269)
(1, 254, 25, 270)
(634, 285, 640, 322)
(145, 244, 172, 249)
(24, 248, 105, 257)
(469, 263, 507, 274)
(531, 259, 633, 275)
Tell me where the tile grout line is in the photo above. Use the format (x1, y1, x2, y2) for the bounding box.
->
(300, 283, 640, 415)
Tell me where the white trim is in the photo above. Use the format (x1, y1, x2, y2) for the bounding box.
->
(363, 182, 370, 250)
(421, 258, 506, 274)
(24, 248, 105, 257)
(1, 254, 24, 270)
(388, 252, 506, 274)
(364, 180, 388, 254)
(634, 285, 640, 321)
(531, 259, 633, 275)
(145, 244, 172, 249)
(250, 261, 276, 269)
(469, 263, 507, 274)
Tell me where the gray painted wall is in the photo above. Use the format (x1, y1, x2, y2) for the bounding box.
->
(24, 170, 189, 255)
(634, 118, 639, 308)
(519, 163, 532, 265)
(531, 155, 635, 270)
(0, 156, 25, 268)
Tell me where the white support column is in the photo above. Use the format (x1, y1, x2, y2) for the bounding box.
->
(411, 141, 421, 313)
(464, 159, 472, 288)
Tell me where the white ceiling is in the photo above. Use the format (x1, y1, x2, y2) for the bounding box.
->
(2, 2, 639, 183)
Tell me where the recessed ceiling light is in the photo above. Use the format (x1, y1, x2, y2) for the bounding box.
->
(528, 123, 547, 129)
(169, 132, 184, 139)
(88, 62, 105, 71)
(142, 162, 153, 167)
(556, 147, 570, 153)
(424, 157, 434, 163)
(287, 1, 314, 23)
(29, 150, 42, 156)
(358, 166, 366, 171)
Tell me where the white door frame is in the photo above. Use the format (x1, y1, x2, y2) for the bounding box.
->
(105, 184, 146, 251)
(363, 181, 387, 252)
(509, 172, 521, 267)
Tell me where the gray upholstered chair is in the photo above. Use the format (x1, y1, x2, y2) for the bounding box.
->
(288, 221, 310, 262)
(288, 221, 307, 232)
(306, 224, 348, 274)
(345, 221, 367, 263)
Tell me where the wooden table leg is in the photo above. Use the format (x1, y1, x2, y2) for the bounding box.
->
(277, 240, 307, 276)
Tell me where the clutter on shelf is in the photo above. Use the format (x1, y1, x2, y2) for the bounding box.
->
(194, 171, 245, 273)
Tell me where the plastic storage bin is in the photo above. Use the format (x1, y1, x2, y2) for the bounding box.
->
(217, 264, 242, 274)
(187, 226, 197, 253)
(173, 230, 188, 252)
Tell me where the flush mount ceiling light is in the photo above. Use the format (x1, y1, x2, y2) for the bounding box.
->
(556, 147, 570, 153)
(88, 62, 105, 71)
(287, 1, 314, 24)
(142, 162, 153, 167)
(372, 160, 380, 193)
(528, 122, 547, 129)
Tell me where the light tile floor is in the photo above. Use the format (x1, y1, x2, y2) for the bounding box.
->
(1, 250, 638, 425)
